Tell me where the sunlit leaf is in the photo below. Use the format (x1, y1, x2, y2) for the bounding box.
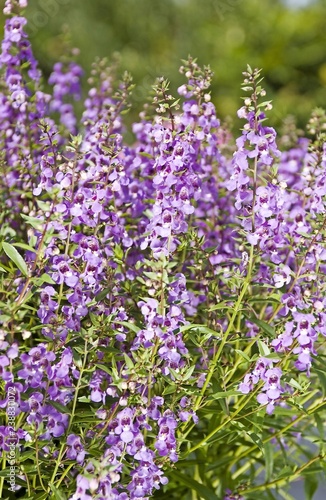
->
(2, 242, 28, 277)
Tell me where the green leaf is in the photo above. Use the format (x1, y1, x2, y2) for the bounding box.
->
(288, 378, 304, 391)
(2, 242, 28, 277)
(314, 414, 325, 451)
(183, 365, 195, 381)
(163, 383, 177, 395)
(0, 315, 11, 323)
(138, 151, 154, 159)
(19, 449, 37, 462)
(13, 242, 37, 254)
(89, 311, 100, 326)
(233, 421, 264, 451)
(15, 464, 37, 473)
(249, 293, 280, 304)
(234, 349, 251, 362)
(0, 265, 7, 273)
(169, 368, 181, 381)
(207, 302, 230, 311)
(171, 98, 180, 108)
(211, 379, 229, 415)
(276, 465, 294, 480)
(114, 244, 124, 260)
(36, 200, 52, 211)
(315, 369, 326, 397)
(171, 470, 218, 500)
(74, 414, 99, 423)
(78, 396, 91, 403)
(180, 324, 221, 339)
(247, 431, 264, 451)
(143, 271, 161, 280)
(93, 287, 112, 302)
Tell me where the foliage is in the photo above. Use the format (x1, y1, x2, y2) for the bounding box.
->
(0, 2, 326, 500)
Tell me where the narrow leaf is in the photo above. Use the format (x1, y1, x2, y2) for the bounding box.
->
(304, 476, 319, 500)
(163, 383, 177, 395)
(33, 273, 55, 286)
(13, 242, 37, 254)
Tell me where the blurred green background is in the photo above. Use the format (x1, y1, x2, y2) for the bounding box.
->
(1, 0, 326, 130)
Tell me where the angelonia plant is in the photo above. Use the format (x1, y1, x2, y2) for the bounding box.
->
(0, 2, 326, 500)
